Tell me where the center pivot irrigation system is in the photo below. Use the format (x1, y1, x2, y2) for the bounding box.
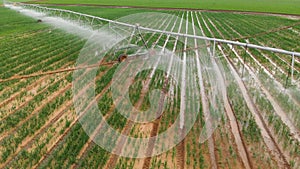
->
(3, 1, 300, 85)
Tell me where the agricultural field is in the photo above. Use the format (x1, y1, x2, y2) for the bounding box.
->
(12, 0, 300, 15)
(1, 1, 300, 169)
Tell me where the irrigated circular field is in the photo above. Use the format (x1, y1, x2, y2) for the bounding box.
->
(1, 1, 300, 169)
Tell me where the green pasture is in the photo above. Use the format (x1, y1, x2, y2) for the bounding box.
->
(8, 0, 300, 15)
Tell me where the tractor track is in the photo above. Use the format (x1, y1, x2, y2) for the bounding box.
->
(141, 63, 170, 169)
(176, 136, 185, 169)
(198, 12, 253, 169)
(104, 118, 135, 169)
(209, 15, 300, 106)
(200, 11, 290, 168)
(75, 12, 169, 168)
(206, 12, 300, 143)
(73, 14, 163, 168)
(216, 14, 300, 67)
(243, 50, 300, 141)
(194, 12, 218, 169)
(218, 43, 290, 168)
(141, 12, 182, 169)
(71, 61, 133, 169)
(103, 49, 154, 169)
(103, 14, 172, 169)
(174, 11, 190, 169)
(103, 73, 153, 169)
(226, 94, 253, 168)
(141, 123, 159, 169)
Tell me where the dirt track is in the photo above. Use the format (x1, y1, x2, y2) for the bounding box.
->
(206, 14, 290, 168)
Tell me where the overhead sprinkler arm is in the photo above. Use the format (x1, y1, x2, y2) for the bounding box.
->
(291, 53, 295, 83)
(135, 24, 148, 49)
(241, 43, 248, 78)
(5, 1, 300, 58)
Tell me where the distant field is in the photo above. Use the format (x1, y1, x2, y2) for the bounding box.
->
(0, 7, 47, 36)
(46, 6, 166, 20)
(13, 0, 300, 15)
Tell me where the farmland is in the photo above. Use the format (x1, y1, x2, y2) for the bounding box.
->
(13, 0, 300, 15)
(1, 2, 300, 169)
